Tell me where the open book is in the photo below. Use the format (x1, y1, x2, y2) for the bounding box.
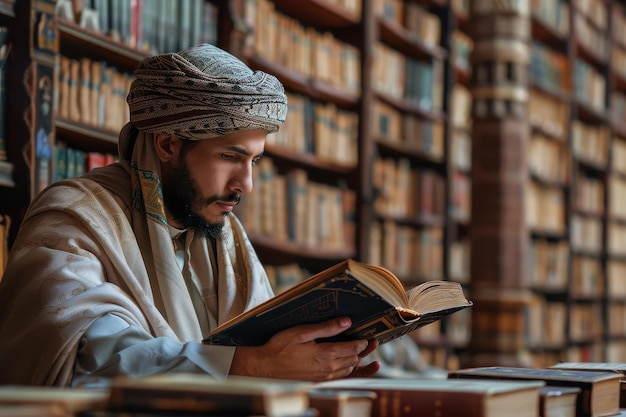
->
(203, 258, 472, 346)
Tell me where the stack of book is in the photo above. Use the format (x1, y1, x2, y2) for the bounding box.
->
(3, 361, 626, 417)
(448, 365, 623, 417)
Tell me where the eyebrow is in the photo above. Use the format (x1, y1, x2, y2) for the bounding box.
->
(224, 145, 264, 159)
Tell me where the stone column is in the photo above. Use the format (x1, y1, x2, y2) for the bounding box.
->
(462, 0, 533, 367)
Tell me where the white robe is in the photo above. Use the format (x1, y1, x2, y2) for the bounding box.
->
(0, 155, 274, 386)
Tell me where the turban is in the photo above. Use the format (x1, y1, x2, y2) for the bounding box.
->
(119, 44, 287, 160)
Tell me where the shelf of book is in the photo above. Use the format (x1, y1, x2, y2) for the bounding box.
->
(227, 0, 472, 368)
(518, 0, 626, 367)
(57, 19, 146, 72)
(606, 0, 626, 363)
(566, 0, 610, 364)
(0, 1, 13, 18)
(9, 0, 626, 373)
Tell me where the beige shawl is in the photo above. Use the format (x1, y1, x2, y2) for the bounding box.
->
(0, 134, 273, 386)
(0, 43, 285, 386)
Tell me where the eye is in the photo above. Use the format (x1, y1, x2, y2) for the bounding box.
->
(252, 156, 263, 166)
(220, 153, 237, 161)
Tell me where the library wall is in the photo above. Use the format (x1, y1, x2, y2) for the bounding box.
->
(523, 0, 626, 366)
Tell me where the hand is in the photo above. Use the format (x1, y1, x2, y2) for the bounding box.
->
(229, 317, 380, 381)
(348, 338, 380, 378)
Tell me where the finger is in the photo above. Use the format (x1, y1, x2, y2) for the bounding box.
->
(359, 339, 378, 358)
(288, 317, 352, 343)
(317, 339, 369, 361)
(349, 361, 381, 378)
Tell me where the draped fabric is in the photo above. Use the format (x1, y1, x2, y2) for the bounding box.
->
(0, 134, 273, 386)
(0, 43, 282, 386)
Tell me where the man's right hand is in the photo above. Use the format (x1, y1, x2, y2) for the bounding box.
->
(229, 316, 380, 381)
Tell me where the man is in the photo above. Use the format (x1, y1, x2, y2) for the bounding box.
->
(0, 44, 379, 386)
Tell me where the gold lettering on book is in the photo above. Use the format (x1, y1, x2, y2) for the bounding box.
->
(267, 291, 340, 325)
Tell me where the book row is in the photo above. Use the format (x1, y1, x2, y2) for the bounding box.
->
(245, 0, 361, 94)
(58, 0, 217, 55)
(3, 363, 626, 417)
(268, 92, 359, 167)
(237, 158, 356, 253)
(372, 157, 446, 220)
(367, 220, 444, 282)
(371, 99, 446, 162)
(58, 55, 132, 133)
(54, 142, 117, 183)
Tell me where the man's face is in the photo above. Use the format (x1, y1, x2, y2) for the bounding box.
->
(159, 129, 266, 238)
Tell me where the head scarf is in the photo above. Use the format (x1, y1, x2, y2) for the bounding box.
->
(119, 43, 288, 160)
(113, 45, 281, 340)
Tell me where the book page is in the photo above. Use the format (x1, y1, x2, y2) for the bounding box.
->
(347, 259, 408, 307)
(405, 280, 470, 314)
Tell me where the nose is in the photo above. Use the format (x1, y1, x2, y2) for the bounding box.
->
(230, 163, 254, 195)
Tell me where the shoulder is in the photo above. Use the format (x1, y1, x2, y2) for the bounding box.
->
(27, 163, 132, 220)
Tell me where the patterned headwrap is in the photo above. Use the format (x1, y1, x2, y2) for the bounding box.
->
(119, 43, 288, 160)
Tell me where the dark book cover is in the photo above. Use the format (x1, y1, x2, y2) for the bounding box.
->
(449, 367, 622, 417)
(108, 374, 312, 417)
(204, 262, 471, 346)
(316, 377, 544, 417)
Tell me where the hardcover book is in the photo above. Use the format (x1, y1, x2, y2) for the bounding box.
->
(448, 366, 622, 417)
(0, 385, 109, 415)
(539, 386, 580, 417)
(315, 377, 544, 417)
(549, 362, 626, 408)
(203, 258, 472, 346)
(308, 389, 376, 417)
(549, 362, 626, 375)
(107, 373, 313, 417)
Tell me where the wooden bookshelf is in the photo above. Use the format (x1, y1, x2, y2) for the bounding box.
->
(6, 0, 626, 372)
(462, 0, 626, 367)
(606, 0, 626, 362)
(0, 0, 473, 371)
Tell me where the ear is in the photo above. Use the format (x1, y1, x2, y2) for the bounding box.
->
(154, 134, 183, 162)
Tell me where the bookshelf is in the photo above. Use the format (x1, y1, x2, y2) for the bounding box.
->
(225, 0, 362, 285)
(461, 0, 626, 368)
(442, 0, 473, 365)
(6, 0, 626, 373)
(606, 0, 626, 362)
(224, 0, 471, 368)
(369, 0, 451, 368)
(525, 0, 573, 368)
(0, 0, 472, 371)
(0, 0, 54, 251)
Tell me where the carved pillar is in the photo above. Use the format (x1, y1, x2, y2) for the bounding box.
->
(462, 0, 533, 367)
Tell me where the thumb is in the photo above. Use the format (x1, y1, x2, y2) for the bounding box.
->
(286, 317, 352, 343)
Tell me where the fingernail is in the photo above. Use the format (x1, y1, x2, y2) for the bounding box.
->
(340, 317, 351, 327)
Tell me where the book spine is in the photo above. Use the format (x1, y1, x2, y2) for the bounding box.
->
(364, 389, 489, 417)
(450, 374, 595, 416)
(109, 388, 266, 415)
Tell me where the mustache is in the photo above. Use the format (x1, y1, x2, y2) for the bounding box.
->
(206, 193, 241, 206)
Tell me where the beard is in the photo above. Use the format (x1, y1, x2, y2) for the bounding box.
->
(161, 160, 240, 240)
